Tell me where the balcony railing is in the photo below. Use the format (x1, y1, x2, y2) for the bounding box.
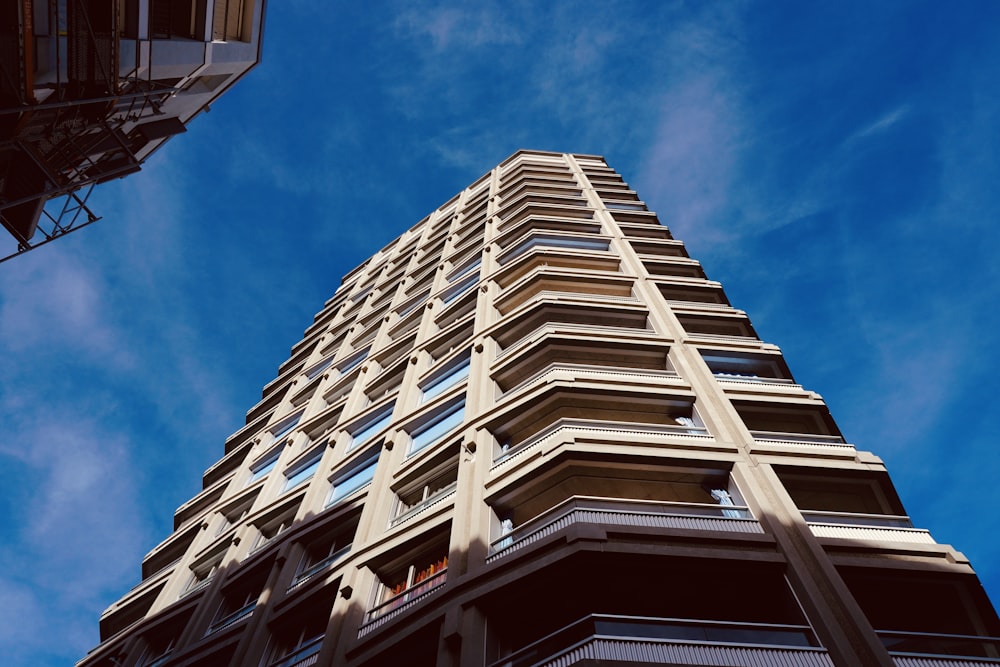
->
(664, 299, 733, 311)
(390, 483, 458, 528)
(267, 636, 324, 667)
(180, 575, 213, 598)
(498, 362, 681, 399)
(287, 545, 352, 592)
(750, 430, 854, 450)
(713, 372, 798, 387)
(495, 322, 658, 363)
(801, 511, 912, 528)
(206, 601, 255, 635)
(359, 569, 448, 637)
(880, 630, 1000, 663)
(488, 496, 762, 563)
(802, 511, 936, 545)
(684, 331, 762, 345)
(490, 614, 829, 667)
(492, 418, 712, 472)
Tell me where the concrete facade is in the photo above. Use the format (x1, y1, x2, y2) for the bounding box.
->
(80, 150, 999, 667)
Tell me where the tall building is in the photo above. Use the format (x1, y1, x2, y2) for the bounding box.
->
(81, 150, 998, 667)
(0, 0, 266, 261)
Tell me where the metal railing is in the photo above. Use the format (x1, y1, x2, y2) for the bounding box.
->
(879, 630, 1000, 660)
(498, 362, 680, 399)
(801, 510, 913, 528)
(488, 495, 761, 563)
(287, 545, 352, 592)
(206, 601, 255, 635)
(359, 570, 447, 636)
(750, 430, 851, 447)
(266, 636, 324, 667)
(492, 418, 712, 470)
(390, 483, 458, 528)
(490, 614, 821, 667)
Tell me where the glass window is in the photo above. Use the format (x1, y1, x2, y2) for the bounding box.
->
(328, 450, 379, 505)
(420, 354, 471, 402)
(283, 448, 323, 491)
(269, 410, 304, 442)
(247, 447, 281, 484)
(337, 347, 369, 374)
(349, 402, 394, 450)
(303, 357, 334, 380)
(441, 272, 478, 305)
(448, 255, 481, 282)
(409, 400, 465, 455)
(501, 233, 609, 265)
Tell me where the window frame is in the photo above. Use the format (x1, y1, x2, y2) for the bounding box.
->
(347, 402, 395, 451)
(327, 448, 380, 506)
(420, 352, 471, 402)
(282, 446, 324, 492)
(408, 398, 466, 456)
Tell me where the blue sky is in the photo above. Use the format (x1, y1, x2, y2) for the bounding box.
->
(2, 1, 999, 664)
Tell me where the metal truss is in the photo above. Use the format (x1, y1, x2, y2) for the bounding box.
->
(0, 184, 101, 264)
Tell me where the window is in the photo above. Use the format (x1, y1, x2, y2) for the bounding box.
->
(500, 233, 610, 265)
(250, 516, 293, 555)
(337, 347, 369, 375)
(392, 465, 459, 526)
(328, 449, 380, 505)
(348, 402, 394, 450)
(420, 353, 471, 402)
(370, 549, 449, 620)
(396, 290, 429, 317)
(247, 447, 281, 485)
(282, 447, 324, 492)
(268, 410, 304, 443)
(700, 351, 791, 382)
(266, 631, 324, 667)
(184, 558, 221, 595)
(291, 520, 357, 590)
(448, 255, 481, 282)
(207, 590, 257, 635)
(606, 201, 647, 210)
(216, 498, 253, 536)
(441, 272, 478, 305)
(409, 399, 465, 455)
(303, 357, 334, 380)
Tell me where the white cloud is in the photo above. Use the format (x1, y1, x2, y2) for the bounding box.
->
(0, 410, 146, 661)
(846, 105, 910, 143)
(0, 250, 120, 359)
(394, 3, 524, 51)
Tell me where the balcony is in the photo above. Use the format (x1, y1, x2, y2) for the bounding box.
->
(495, 270, 636, 315)
(267, 636, 323, 667)
(488, 496, 762, 563)
(490, 615, 831, 667)
(803, 511, 936, 545)
(287, 544, 352, 592)
(205, 601, 255, 635)
(359, 569, 448, 637)
(390, 481, 458, 528)
(492, 417, 712, 473)
(496, 362, 682, 399)
(881, 630, 1000, 664)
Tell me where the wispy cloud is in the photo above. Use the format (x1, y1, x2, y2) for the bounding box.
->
(846, 105, 910, 143)
(0, 408, 146, 662)
(394, 4, 524, 51)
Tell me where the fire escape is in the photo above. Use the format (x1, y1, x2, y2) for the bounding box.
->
(0, 0, 183, 263)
